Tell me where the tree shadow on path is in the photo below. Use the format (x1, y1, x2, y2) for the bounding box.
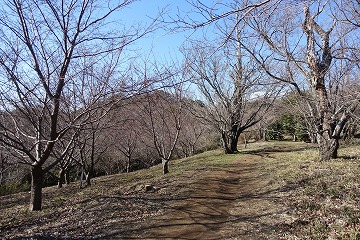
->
(97, 153, 295, 240)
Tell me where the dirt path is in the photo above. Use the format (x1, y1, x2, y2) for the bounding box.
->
(122, 154, 290, 240)
(3, 143, 358, 239)
(1, 147, 297, 240)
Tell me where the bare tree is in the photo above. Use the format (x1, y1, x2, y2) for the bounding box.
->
(175, 0, 359, 159)
(50, 138, 74, 189)
(0, 149, 11, 186)
(243, 1, 359, 160)
(137, 87, 183, 174)
(332, 0, 360, 75)
(77, 112, 113, 187)
(333, 0, 360, 28)
(52, 132, 80, 188)
(168, 0, 274, 30)
(108, 103, 141, 173)
(177, 108, 208, 157)
(0, 0, 161, 211)
(183, 22, 279, 153)
(115, 124, 140, 173)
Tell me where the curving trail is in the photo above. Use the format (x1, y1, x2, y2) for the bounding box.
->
(1, 144, 305, 240)
(123, 153, 290, 240)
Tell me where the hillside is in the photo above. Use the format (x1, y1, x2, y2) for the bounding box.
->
(1, 141, 359, 239)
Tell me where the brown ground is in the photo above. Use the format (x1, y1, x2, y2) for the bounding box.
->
(124, 155, 288, 240)
(4, 142, 353, 239)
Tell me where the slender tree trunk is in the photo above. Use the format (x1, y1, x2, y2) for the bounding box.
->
(0, 154, 4, 185)
(330, 139, 339, 159)
(0, 169, 3, 185)
(57, 168, 65, 188)
(162, 159, 169, 174)
(262, 128, 267, 141)
(65, 168, 70, 185)
(29, 166, 44, 211)
(126, 156, 131, 173)
(191, 144, 196, 156)
(79, 165, 85, 188)
(85, 172, 91, 186)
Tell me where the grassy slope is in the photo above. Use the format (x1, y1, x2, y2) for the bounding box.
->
(0, 149, 245, 239)
(0, 141, 359, 239)
(266, 144, 360, 239)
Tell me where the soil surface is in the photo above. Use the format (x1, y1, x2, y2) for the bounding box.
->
(0, 144, 303, 239)
(125, 155, 288, 239)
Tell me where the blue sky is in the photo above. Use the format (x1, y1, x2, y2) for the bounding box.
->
(118, 0, 221, 62)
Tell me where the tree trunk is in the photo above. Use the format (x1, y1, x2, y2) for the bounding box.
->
(222, 138, 232, 154)
(0, 156, 3, 185)
(57, 168, 65, 188)
(317, 134, 339, 161)
(221, 131, 230, 154)
(85, 172, 91, 186)
(162, 159, 169, 174)
(126, 156, 131, 173)
(262, 128, 267, 141)
(230, 134, 239, 153)
(331, 139, 339, 159)
(191, 144, 196, 156)
(79, 165, 85, 188)
(303, 7, 336, 161)
(309, 132, 317, 144)
(29, 166, 44, 211)
(65, 169, 70, 185)
(221, 129, 239, 154)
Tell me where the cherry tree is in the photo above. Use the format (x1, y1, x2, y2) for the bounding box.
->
(0, 0, 161, 210)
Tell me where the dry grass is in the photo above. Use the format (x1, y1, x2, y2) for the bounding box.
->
(0, 141, 359, 239)
(264, 145, 360, 239)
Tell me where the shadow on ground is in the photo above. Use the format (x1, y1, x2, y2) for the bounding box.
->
(1, 145, 307, 240)
(95, 156, 293, 239)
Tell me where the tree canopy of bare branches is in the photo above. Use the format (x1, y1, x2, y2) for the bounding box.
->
(0, 0, 161, 211)
(176, 0, 360, 160)
(183, 8, 280, 154)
